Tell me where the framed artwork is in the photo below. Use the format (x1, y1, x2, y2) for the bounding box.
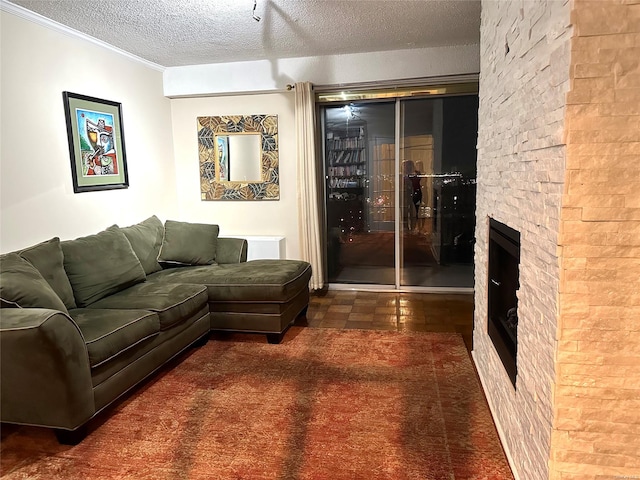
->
(62, 91, 129, 193)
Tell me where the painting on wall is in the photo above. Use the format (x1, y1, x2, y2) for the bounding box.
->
(197, 114, 279, 200)
(62, 91, 129, 193)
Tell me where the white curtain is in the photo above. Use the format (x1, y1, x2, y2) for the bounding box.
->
(294, 82, 324, 290)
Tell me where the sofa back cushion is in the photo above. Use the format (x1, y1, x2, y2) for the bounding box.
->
(19, 237, 77, 310)
(61, 226, 146, 307)
(120, 215, 164, 275)
(158, 220, 219, 266)
(0, 253, 69, 313)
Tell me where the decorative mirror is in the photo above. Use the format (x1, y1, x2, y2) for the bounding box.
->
(197, 115, 279, 200)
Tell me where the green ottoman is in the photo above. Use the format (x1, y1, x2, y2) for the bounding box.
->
(147, 259, 312, 343)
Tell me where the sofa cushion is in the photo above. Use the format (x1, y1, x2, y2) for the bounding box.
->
(87, 282, 208, 330)
(158, 220, 219, 266)
(147, 259, 312, 303)
(69, 308, 160, 368)
(19, 237, 77, 310)
(0, 253, 69, 313)
(61, 226, 146, 307)
(120, 216, 164, 275)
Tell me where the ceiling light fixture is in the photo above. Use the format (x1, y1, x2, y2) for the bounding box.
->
(252, 0, 261, 22)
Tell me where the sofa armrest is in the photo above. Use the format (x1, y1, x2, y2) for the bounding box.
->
(0, 308, 95, 430)
(217, 237, 248, 264)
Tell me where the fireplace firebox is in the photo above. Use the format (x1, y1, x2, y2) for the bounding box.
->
(487, 218, 520, 386)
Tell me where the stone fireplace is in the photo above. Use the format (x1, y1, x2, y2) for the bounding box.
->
(487, 218, 520, 386)
(474, 1, 640, 479)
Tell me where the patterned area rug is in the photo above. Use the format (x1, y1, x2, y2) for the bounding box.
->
(1, 328, 513, 479)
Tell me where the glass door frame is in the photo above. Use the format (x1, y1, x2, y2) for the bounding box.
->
(394, 100, 402, 289)
(317, 79, 478, 293)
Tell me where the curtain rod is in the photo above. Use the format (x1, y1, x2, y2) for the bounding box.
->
(286, 84, 315, 91)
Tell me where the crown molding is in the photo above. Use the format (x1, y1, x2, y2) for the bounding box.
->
(1, 0, 165, 72)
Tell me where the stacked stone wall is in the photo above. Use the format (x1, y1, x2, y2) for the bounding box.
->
(474, 1, 572, 478)
(551, 1, 640, 478)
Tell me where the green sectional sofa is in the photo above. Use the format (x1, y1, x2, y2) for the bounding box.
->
(0, 216, 311, 443)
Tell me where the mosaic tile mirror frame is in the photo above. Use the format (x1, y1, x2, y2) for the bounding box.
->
(198, 114, 279, 200)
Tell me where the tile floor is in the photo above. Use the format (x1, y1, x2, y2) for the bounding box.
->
(296, 289, 475, 352)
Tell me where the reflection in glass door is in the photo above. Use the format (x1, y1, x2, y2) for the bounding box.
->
(324, 102, 396, 286)
(321, 91, 478, 290)
(399, 96, 478, 288)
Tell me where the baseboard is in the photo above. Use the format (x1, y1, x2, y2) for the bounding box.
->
(471, 350, 522, 480)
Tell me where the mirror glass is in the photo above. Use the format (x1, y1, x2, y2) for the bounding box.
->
(197, 114, 279, 201)
(215, 133, 262, 182)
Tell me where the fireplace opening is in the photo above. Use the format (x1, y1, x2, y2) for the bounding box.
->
(487, 218, 520, 386)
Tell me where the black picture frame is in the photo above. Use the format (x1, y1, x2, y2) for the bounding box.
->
(62, 91, 129, 193)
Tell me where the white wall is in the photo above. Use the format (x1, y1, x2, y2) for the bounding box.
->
(0, 10, 176, 252)
(164, 44, 480, 96)
(169, 94, 301, 260)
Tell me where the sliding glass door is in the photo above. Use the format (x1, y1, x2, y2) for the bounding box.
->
(399, 95, 478, 288)
(324, 102, 396, 285)
(321, 86, 478, 290)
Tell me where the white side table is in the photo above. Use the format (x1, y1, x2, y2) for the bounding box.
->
(240, 236, 286, 260)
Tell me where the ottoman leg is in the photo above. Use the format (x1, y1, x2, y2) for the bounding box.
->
(266, 333, 283, 344)
(55, 425, 87, 445)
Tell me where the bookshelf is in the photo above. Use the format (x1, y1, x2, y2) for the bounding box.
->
(325, 121, 367, 277)
(326, 127, 367, 190)
(325, 121, 368, 237)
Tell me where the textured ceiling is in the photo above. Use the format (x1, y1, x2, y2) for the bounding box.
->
(9, 0, 481, 67)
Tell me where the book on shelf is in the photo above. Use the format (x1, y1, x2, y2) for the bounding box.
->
(328, 165, 365, 177)
(328, 136, 365, 150)
(331, 150, 363, 165)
